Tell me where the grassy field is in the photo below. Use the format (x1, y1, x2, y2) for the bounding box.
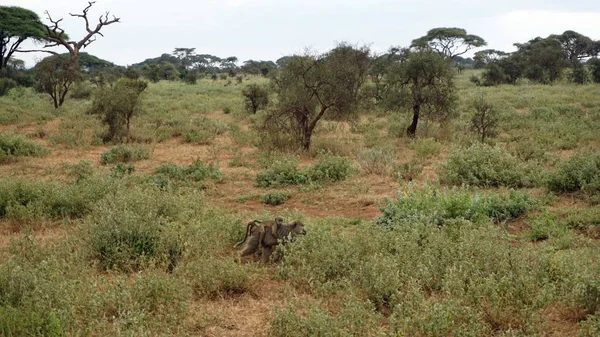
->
(1, 70, 600, 336)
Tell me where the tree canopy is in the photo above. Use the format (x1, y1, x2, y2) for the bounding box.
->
(551, 30, 600, 61)
(265, 44, 370, 150)
(411, 27, 486, 60)
(382, 49, 457, 136)
(0, 6, 46, 70)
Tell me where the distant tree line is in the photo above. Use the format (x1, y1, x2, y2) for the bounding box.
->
(472, 30, 600, 85)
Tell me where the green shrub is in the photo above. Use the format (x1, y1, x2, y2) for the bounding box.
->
(255, 156, 308, 187)
(376, 184, 537, 229)
(306, 151, 356, 182)
(153, 160, 223, 187)
(0, 178, 116, 222)
(414, 137, 441, 159)
(0, 77, 17, 96)
(88, 187, 184, 271)
(69, 82, 93, 99)
(180, 259, 253, 299)
(394, 159, 424, 182)
(111, 163, 135, 178)
(356, 147, 396, 175)
(438, 143, 539, 188)
(182, 117, 229, 144)
(89, 78, 148, 142)
(269, 299, 382, 337)
(546, 152, 600, 199)
(0, 133, 47, 163)
(63, 160, 95, 182)
(99, 145, 150, 165)
(241, 83, 269, 114)
(263, 191, 289, 206)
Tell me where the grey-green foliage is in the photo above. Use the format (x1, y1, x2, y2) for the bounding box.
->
(546, 151, 600, 200)
(262, 191, 289, 206)
(34, 55, 81, 109)
(0, 77, 16, 96)
(270, 298, 383, 337)
(0, 133, 47, 163)
(241, 83, 269, 114)
(376, 184, 538, 228)
(99, 144, 150, 165)
(277, 217, 583, 335)
(470, 94, 499, 142)
(89, 78, 148, 142)
(88, 186, 184, 272)
(382, 49, 458, 137)
(264, 43, 370, 150)
(256, 152, 355, 187)
(0, 178, 114, 221)
(153, 159, 223, 188)
(438, 143, 540, 188)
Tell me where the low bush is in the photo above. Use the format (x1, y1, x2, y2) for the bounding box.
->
(180, 259, 253, 299)
(182, 117, 229, 144)
(394, 159, 424, 182)
(414, 137, 441, 159)
(69, 82, 93, 99)
(0, 178, 112, 222)
(546, 152, 600, 200)
(0, 77, 17, 96)
(87, 187, 184, 272)
(438, 143, 539, 188)
(241, 83, 269, 114)
(356, 147, 396, 175)
(270, 298, 382, 337)
(263, 191, 289, 206)
(255, 156, 308, 187)
(376, 184, 538, 229)
(306, 151, 356, 183)
(153, 159, 223, 187)
(256, 152, 355, 187)
(0, 133, 47, 163)
(99, 145, 150, 165)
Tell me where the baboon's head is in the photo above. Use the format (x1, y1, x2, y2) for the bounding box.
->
(289, 221, 307, 235)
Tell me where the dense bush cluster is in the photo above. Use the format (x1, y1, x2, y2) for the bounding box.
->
(256, 152, 356, 187)
(376, 184, 538, 228)
(438, 143, 540, 188)
(153, 159, 223, 187)
(546, 151, 600, 201)
(99, 144, 150, 165)
(0, 133, 47, 163)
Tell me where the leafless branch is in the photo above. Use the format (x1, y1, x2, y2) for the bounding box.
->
(41, 1, 120, 60)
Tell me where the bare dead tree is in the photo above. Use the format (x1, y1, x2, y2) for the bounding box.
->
(17, 1, 120, 62)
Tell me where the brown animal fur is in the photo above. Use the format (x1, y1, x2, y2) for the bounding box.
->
(235, 218, 306, 262)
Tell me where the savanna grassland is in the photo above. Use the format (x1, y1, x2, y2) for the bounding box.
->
(1, 70, 600, 336)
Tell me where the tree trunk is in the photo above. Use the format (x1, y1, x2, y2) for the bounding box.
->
(302, 127, 312, 151)
(406, 104, 420, 137)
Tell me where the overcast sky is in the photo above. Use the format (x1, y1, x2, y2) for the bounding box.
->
(3, 0, 600, 67)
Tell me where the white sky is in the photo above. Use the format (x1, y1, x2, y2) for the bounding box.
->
(2, 0, 600, 67)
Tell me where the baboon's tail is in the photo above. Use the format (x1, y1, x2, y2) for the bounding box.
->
(234, 220, 261, 247)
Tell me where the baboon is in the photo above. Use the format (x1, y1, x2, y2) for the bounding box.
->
(234, 216, 284, 250)
(235, 218, 306, 262)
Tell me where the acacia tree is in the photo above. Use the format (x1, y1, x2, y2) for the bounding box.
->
(34, 54, 80, 108)
(265, 44, 370, 150)
(26, 2, 120, 107)
(383, 50, 457, 137)
(551, 30, 600, 61)
(0, 6, 45, 70)
(35, 1, 120, 64)
(473, 49, 508, 68)
(411, 27, 486, 60)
